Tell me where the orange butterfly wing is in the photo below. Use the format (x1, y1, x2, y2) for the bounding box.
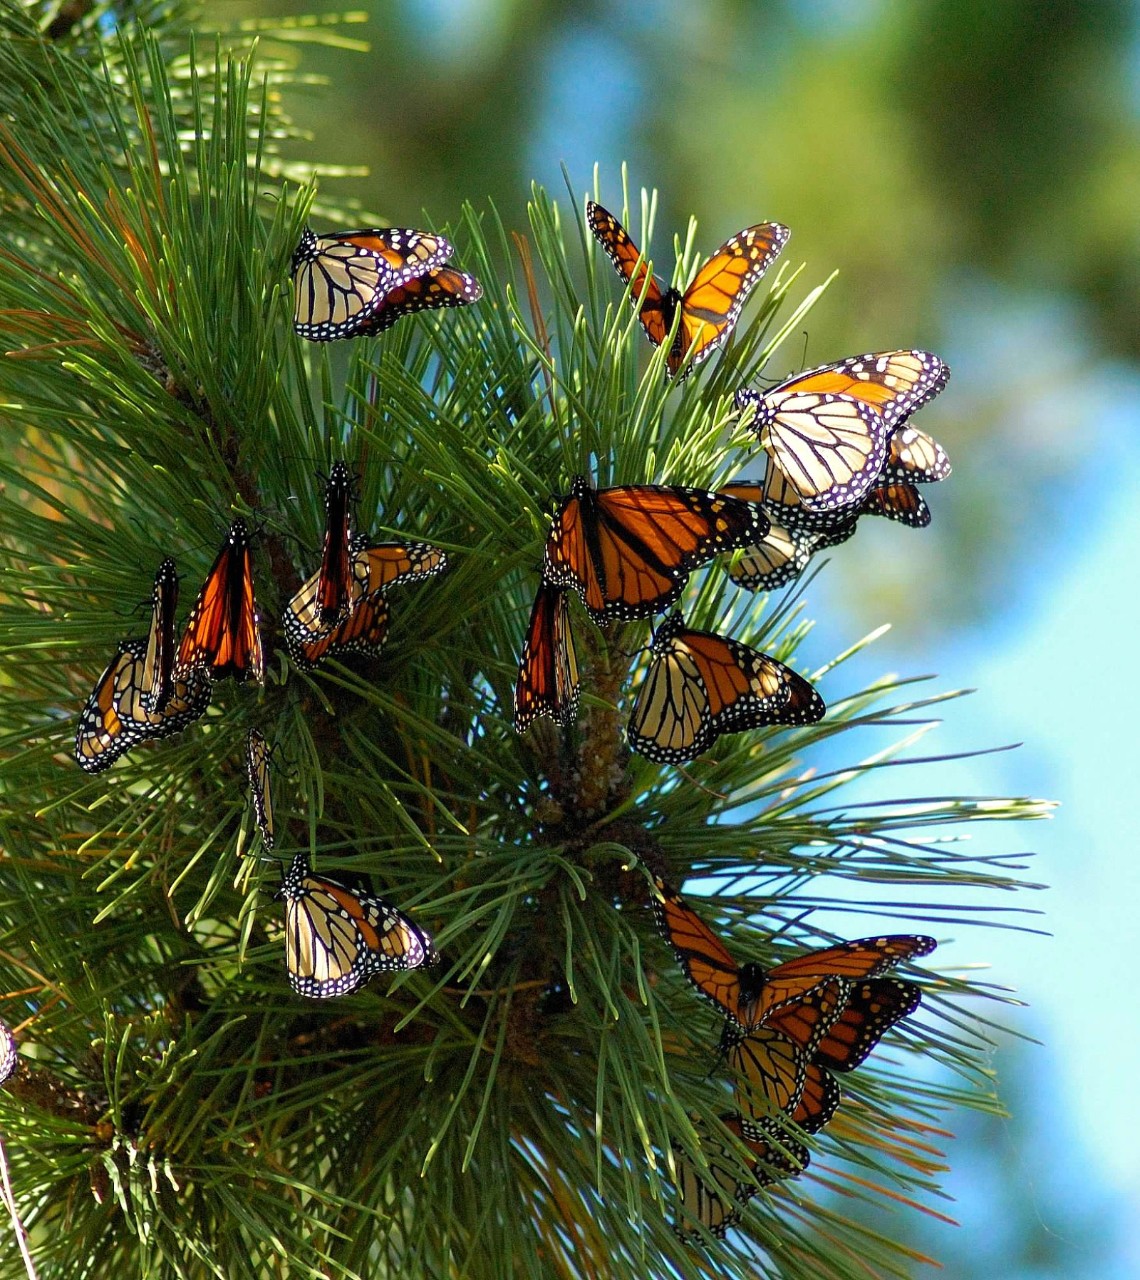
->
(728, 1027, 807, 1128)
(860, 481, 931, 527)
(175, 519, 263, 683)
(586, 200, 669, 349)
(674, 222, 789, 374)
(356, 267, 483, 336)
(813, 978, 922, 1073)
(293, 594, 390, 669)
(652, 878, 747, 1024)
(316, 463, 354, 624)
(791, 1059, 842, 1133)
(513, 581, 580, 733)
(543, 478, 768, 623)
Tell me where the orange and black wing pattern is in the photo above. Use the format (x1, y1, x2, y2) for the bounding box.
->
(587, 201, 788, 376)
(737, 351, 949, 512)
(813, 978, 923, 1073)
(652, 878, 750, 1025)
(628, 612, 825, 764)
(356, 267, 482, 335)
(279, 851, 436, 999)
(291, 226, 453, 341)
(315, 462, 355, 625)
(75, 637, 210, 773)
(757, 935, 936, 1017)
(140, 556, 179, 715)
(245, 728, 275, 852)
(175, 519, 263, 684)
(542, 477, 769, 623)
(727, 1026, 808, 1129)
(513, 581, 580, 733)
(286, 533, 447, 670)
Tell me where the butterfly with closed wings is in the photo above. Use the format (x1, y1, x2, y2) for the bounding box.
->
(513, 580, 580, 733)
(75, 559, 211, 773)
(628, 613, 825, 764)
(279, 851, 437, 999)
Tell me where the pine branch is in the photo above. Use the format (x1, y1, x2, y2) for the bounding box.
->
(0, 11, 1050, 1280)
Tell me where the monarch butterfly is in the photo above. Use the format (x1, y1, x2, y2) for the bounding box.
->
(175, 519, 263, 684)
(279, 851, 436, 999)
(246, 729, 275, 852)
(672, 1112, 807, 1242)
(586, 201, 788, 377)
(513, 581, 580, 733)
(628, 613, 825, 764)
(291, 226, 453, 341)
(314, 462, 356, 626)
(354, 266, 483, 336)
(542, 476, 769, 624)
(285, 536, 448, 669)
(736, 350, 949, 511)
(653, 877, 935, 1037)
(140, 557, 179, 714)
(0, 1019, 16, 1087)
(812, 977, 924, 1073)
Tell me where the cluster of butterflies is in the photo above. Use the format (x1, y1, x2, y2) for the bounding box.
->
(74, 463, 448, 774)
(653, 878, 934, 1240)
(74, 464, 446, 996)
(509, 203, 949, 763)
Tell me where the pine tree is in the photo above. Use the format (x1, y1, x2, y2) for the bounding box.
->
(0, 7, 1050, 1278)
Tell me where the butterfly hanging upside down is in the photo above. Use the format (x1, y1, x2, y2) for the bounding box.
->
(291, 226, 482, 342)
(587, 201, 788, 377)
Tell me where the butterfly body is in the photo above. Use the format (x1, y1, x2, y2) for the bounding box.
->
(542, 477, 769, 624)
(279, 851, 436, 999)
(513, 581, 580, 733)
(629, 613, 824, 764)
(587, 201, 788, 376)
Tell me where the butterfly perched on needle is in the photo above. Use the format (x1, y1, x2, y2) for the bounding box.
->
(175, 519, 263, 684)
(628, 613, 824, 764)
(75, 559, 210, 773)
(278, 851, 437, 999)
(672, 1112, 807, 1243)
(541, 476, 769, 624)
(513, 581, 580, 733)
(587, 201, 788, 377)
(245, 729, 275, 852)
(735, 350, 949, 512)
(284, 478, 448, 670)
(292, 226, 481, 341)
